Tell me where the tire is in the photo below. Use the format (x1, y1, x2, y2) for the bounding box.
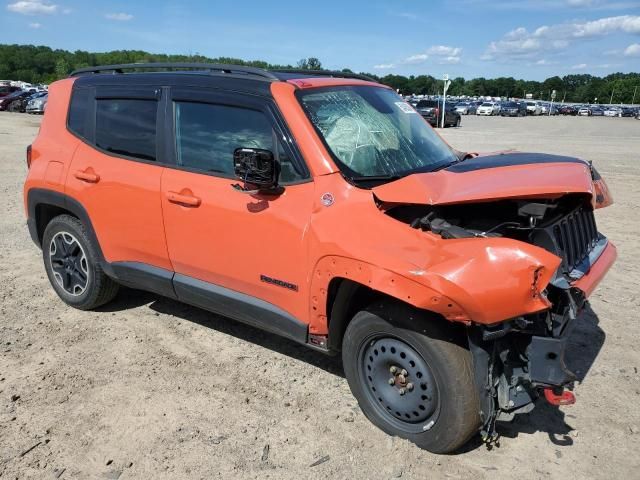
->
(342, 302, 480, 454)
(42, 214, 119, 310)
(455, 117, 461, 127)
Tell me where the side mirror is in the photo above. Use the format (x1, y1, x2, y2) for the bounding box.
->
(232, 147, 281, 194)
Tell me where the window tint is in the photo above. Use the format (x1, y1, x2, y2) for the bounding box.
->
(68, 88, 90, 138)
(174, 102, 305, 182)
(95, 99, 157, 161)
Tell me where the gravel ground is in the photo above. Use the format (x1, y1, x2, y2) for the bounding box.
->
(0, 112, 639, 479)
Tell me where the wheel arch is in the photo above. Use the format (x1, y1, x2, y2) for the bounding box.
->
(27, 188, 107, 266)
(311, 256, 470, 351)
(325, 277, 468, 352)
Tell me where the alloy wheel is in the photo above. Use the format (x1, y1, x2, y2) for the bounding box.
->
(49, 231, 89, 296)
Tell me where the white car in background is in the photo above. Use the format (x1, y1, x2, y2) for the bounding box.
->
(526, 101, 542, 115)
(578, 106, 592, 116)
(477, 102, 499, 116)
(603, 107, 622, 117)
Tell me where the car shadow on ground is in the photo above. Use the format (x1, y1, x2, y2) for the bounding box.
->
(99, 287, 345, 378)
(100, 288, 606, 453)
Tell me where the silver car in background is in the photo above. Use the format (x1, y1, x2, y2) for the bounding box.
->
(454, 102, 477, 115)
(26, 93, 47, 114)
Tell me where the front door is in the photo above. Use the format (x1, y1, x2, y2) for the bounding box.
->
(160, 89, 314, 323)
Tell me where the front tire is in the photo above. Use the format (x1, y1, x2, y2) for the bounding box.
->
(342, 303, 480, 454)
(42, 215, 119, 310)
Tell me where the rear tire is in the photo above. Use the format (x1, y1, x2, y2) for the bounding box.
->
(42, 215, 119, 310)
(342, 302, 480, 454)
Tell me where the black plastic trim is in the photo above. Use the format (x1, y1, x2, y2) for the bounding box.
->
(173, 273, 308, 344)
(27, 189, 102, 254)
(70, 63, 279, 81)
(109, 262, 177, 299)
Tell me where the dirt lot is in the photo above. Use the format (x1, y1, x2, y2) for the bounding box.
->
(1, 112, 639, 479)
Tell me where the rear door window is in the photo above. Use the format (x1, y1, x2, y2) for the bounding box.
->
(95, 98, 157, 161)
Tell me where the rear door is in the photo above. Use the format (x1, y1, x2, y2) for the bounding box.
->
(65, 85, 172, 271)
(160, 88, 315, 323)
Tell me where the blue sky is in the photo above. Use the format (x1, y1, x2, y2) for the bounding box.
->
(1, 0, 640, 79)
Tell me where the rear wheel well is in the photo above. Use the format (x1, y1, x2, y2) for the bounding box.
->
(35, 203, 77, 244)
(326, 278, 465, 352)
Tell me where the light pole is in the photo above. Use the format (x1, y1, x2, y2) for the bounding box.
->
(441, 74, 451, 128)
(633, 86, 638, 106)
(609, 89, 614, 105)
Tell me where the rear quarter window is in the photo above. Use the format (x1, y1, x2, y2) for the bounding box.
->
(68, 88, 91, 138)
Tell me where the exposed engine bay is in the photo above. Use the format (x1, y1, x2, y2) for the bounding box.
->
(385, 193, 607, 444)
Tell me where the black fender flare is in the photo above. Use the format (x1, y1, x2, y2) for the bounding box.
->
(26, 188, 111, 274)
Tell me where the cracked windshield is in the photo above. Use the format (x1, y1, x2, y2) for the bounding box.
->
(299, 86, 456, 179)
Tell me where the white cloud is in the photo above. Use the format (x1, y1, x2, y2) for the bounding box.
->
(373, 63, 396, 69)
(7, 1, 57, 15)
(440, 56, 461, 64)
(573, 15, 640, 36)
(624, 43, 640, 56)
(105, 12, 133, 21)
(28, 21, 41, 28)
(394, 12, 418, 20)
(572, 63, 588, 69)
(403, 53, 429, 64)
(484, 15, 640, 60)
(427, 45, 463, 57)
(566, 0, 597, 6)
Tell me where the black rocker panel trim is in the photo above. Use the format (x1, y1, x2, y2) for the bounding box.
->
(173, 273, 308, 344)
(109, 262, 177, 299)
(446, 152, 587, 173)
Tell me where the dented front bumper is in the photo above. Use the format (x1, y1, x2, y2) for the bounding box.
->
(468, 238, 616, 437)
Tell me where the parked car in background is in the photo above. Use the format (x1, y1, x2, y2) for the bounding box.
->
(416, 99, 461, 127)
(11, 91, 46, 113)
(454, 102, 477, 115)
(476, 102, 499, 116)
(621, 107, 636, 117)
(525, 101, 542, 115)
(591, 106, 604, 116)
(559, 105, 578, 115)
(25, 93, 48, 114)
(0, 90, 32, 111)
(578, 106, 592, 116)
(0, 85, 21, 98)
(603, 107, 622, 117)
(499, 101, 526, 117)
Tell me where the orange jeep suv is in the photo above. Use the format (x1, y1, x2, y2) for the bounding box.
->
(23, 63, 617, 453)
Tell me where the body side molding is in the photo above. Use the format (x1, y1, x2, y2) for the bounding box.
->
(173, 273, 308, 344)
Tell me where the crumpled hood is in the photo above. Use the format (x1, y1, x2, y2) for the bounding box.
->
(372, 152, 595, 205)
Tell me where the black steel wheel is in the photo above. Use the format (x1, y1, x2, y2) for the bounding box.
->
(359, 336, 439, 429)
(342, 302, 480, 454)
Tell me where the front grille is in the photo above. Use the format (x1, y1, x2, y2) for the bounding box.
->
(551, 207, 599, 274)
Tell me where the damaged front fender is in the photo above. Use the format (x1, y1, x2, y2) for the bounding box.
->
(418, 237, 562, 325)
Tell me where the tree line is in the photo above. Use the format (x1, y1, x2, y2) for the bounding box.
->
(1, 44, 639, 104)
